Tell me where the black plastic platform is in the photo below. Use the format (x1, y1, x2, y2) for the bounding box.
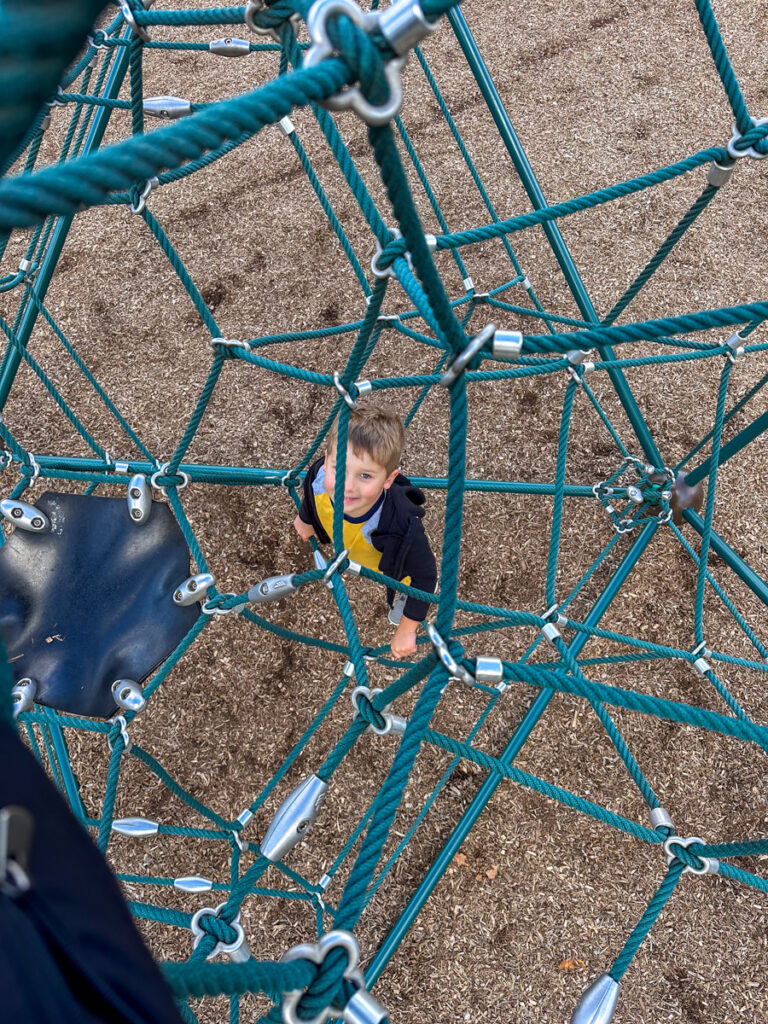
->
(0, 492, 198, 717)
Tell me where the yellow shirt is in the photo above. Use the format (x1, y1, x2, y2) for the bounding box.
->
(312, 467, 410, 585)
(314, 490, 383, 572)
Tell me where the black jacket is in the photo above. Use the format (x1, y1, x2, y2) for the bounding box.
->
(299, 459, 437, 622)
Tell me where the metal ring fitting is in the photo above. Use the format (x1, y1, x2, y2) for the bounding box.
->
(111, 678, 146, 714)
(707, 158, 734, 188)
(191, 902, 249, 961)
(280, 929, 385, 1024)
(491, 329, 523, 361)
(47, 86, 66, 109)
(663, 835, 717, 876)
(726, 116, 768, 160)
(378, 0, 437, 56)
(304, 0, 406, 126)
(87, 31, 110, 50)
(371, 229, 409, 279)
(333, 375, 371, 407)
(649, 807, 674, 832)
(201, 593, 247, 616)
(350, 688, 397, 737)
(119, 0, 151, 42)
(439, 324, 495, 388)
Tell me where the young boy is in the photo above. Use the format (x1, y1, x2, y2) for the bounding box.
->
(293, 404, 437, 658)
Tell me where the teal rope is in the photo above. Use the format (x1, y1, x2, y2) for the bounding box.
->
(693, 0, 753, 135)
(610, 862, 685, 981)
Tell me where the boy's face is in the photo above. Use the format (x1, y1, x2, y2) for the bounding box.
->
(324, 444, 398, 518)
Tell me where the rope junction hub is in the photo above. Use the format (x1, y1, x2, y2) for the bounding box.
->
(592, 457, 675, 534)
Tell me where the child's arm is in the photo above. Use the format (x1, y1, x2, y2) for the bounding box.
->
(293, 459, 328, 544)
(391, 614, 420, 658)
(398, 523, 437, 618)
(293, 514, 316, 542)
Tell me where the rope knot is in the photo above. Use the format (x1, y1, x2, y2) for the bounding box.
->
(280, 930, 387, 1024)
(350, 686, 390, 733)
(663, 835, 717, 876)
(726, 117, 768, 160)
(245, 0, 302, 42)
(196, 910, 239, 945)
(326, 11, 390, 107)
(371, 233, 409, 276)
(304, 0, 406, 125)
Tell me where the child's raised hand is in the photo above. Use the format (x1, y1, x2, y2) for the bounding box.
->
(390, 619, 418, 659)
(293, 515, 316, 542)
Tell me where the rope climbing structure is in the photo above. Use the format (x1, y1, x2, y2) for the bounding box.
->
(1, 0, 767, 1021)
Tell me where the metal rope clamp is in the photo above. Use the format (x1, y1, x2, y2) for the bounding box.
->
(119, 0, 152, 42)
(244, 0, 302, 42)
(150, 461, 191, 497)
(424, 621, 473, 686)
(0, 498, 50, 534)
(439, 323, 495, 388)
(350, 685, 406, 736)
(333, 372, 372, 409)
(191, 902, 251, 962)
(23, 452, 41, 484)
(107, 714, 132, 754)
(371, 228, 436, 280)
(725, 331, 745, 364)
(209, 337, 251, 356)
(304, 0, 438, 125)
(11, 677, 37, 718)
(726, 116, 768, 160)
(129, 177, 159, 216)
(201, 591, 248, 616)
(324, 547, 350, 585)
(663, 835, 718, 876)
(280, 930, 388, 1024)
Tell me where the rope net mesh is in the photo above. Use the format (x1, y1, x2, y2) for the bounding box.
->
(1, 0, 767, 1020)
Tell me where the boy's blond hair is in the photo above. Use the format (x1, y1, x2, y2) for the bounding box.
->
(327, 403, 404, 474)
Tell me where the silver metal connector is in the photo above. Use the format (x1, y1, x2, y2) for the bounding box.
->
(174, 572, 216, 606)
(261, 775, 328, 862)
(248, 573, 298, 604)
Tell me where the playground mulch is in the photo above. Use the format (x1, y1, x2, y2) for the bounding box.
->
(2, 1, 768, 1021)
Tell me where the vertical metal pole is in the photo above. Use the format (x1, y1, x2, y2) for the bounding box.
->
(0, 35, 133, 410)
(447, 7, 663, 467)
(367, 519, 659, 986)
